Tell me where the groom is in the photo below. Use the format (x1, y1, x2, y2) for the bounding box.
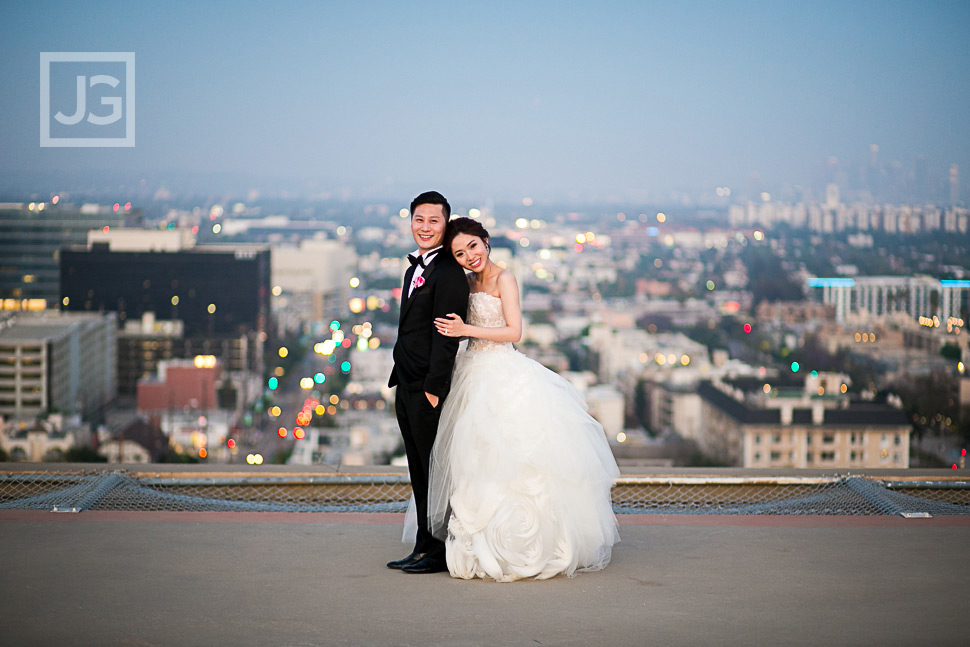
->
(387, 190, 469, 574)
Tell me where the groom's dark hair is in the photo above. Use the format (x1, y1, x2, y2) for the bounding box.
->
(410, 190, 451, 219)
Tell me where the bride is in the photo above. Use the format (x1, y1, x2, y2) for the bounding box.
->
(427, 216, 620, 582)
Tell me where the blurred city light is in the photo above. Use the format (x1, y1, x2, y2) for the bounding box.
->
(194, 355, 217, 368)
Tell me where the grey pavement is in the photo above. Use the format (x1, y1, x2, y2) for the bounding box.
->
(2, 511, 968, 647)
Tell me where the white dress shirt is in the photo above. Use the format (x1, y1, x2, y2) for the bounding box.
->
(408, 246, 442, 297)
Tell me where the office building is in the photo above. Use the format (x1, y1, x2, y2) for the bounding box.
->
(0, 201, 129, 306)
(0, 311, 116, 420)
(60, 244, 271, 374)
(696, 376, 910, 468)
(807, 276, 970, 324)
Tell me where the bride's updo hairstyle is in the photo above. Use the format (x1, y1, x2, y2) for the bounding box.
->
(444, 217, 490, 255)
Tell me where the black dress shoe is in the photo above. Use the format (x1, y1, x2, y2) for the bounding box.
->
(386, 551, 425, 570)
(401, 555, 448, 574)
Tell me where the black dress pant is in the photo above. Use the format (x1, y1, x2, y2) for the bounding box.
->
(395, 387, 446, 557)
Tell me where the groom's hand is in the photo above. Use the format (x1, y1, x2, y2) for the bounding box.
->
(425, 392, 439, 408)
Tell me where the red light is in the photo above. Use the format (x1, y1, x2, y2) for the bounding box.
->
(227, 439, 236, 449)
(743, 323, 752, 334)
(277, 427, 287, 438)
(102, 225, 110, 234)
(573, 243, 583, 253)
(124, 202, 131, 210)
(953, 464, 959, 469)
(962, 449, 967, 457)
(293, 427, 305, 439)
(199, 448, 207, 458)
(112, 203, 120, 212)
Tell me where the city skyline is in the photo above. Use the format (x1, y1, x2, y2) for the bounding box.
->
(1, 1, 968, 203)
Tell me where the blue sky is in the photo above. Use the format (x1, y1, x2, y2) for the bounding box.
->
(1, 0, 968, 202)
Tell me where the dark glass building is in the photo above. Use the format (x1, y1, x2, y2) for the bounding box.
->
(0, 202, 130, 304)
(60, 245, 270, 337)
(60, 245, 271, 383)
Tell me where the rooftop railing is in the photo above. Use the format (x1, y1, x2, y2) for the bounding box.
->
(2, 464, 968, 516)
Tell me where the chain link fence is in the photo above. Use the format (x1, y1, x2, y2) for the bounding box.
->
(1, 468, 968, 515)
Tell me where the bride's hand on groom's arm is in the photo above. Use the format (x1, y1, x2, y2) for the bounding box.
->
(435, 313, 465, 338)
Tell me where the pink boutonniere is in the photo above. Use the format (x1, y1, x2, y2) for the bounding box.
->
(413, 276, 425, 289)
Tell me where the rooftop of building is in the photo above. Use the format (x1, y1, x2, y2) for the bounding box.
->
(696, 381, 910, 428)
(63, 243, 271, 255)
(0, 311, 113, 342)
(1, 463, 967, 646)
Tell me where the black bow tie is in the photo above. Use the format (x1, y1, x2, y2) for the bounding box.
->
(408, 251, 439, 268)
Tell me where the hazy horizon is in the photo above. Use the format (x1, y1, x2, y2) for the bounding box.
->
(2, 1, 968, 205)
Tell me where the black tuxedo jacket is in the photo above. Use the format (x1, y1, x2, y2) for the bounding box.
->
(388, 252, 469, 398)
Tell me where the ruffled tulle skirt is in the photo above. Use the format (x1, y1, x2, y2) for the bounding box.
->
(428, 345, 620, 582)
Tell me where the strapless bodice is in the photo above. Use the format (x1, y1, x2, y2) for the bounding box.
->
(467, 292, 513, 352)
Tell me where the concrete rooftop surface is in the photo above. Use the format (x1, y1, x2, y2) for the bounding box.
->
(2, 465, 969, 647)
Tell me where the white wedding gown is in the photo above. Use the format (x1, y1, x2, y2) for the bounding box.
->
(427, 291, 620, 581)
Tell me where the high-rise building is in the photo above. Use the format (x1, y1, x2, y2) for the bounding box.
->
(950, 164, 960, 205)
(60, 244, 271, 375)
(866, 144, 881, 199)
(914, 154, 930, 203)
(60, 245, 270, 335)
(271, 238, 356, 325)
(0, 311, 117, 420)
(825, 183, 840, 209)
(0, 202, 130, 307)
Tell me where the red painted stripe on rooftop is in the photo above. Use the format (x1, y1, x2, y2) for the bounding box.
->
(2, 510, 968, 526)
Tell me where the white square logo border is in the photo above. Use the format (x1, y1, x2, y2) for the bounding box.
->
(40, 51, 135, 148)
